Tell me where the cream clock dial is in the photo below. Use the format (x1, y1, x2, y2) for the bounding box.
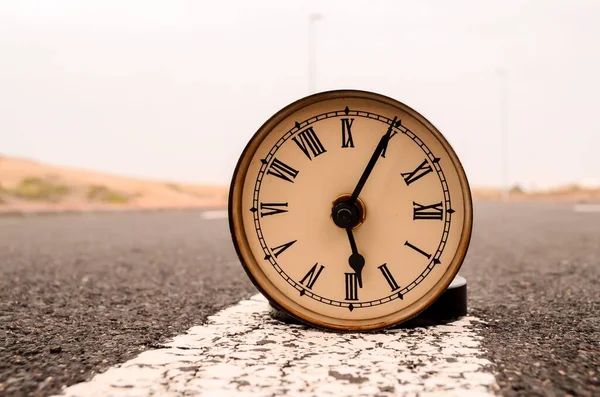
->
(229, 90, 472, 331)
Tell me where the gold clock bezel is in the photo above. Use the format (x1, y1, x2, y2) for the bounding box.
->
(228, 89, 473, 331)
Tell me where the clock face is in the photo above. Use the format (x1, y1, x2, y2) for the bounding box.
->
(229, 90, 472, 331)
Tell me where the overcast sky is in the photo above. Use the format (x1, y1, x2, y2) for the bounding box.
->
(1, 0, 598, 189)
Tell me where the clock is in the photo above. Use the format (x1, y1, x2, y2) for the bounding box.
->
(228, 89, 473, 331)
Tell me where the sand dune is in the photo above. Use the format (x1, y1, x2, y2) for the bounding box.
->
(0, 155, 228, 214)
(470, 185, 600, 203)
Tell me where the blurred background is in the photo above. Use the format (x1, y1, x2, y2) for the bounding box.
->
(1, 0, 599, 211)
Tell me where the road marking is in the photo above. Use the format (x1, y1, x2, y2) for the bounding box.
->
(202, 210, 228, 219)
(54, 294, 498, 397)
(573, 204, 600, 213)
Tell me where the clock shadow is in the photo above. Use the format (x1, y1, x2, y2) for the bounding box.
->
(268, 276, 467, 332)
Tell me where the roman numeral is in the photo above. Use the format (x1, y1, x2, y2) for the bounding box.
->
(413, 201, 443, 220)
(404, 241, 431, 259)
(402, 159, 433, 185)
(341, 118, 355, 148)
(271, 240, 296, 258)
(345, 273, 359, 301)
(292, 127, 327, 160)
(378, 263, 400, 292)
(267, 158, 299, 183)
(260, 202, 288, 217)
(299, 263, 324, 290)
(381, 131, 398, 158)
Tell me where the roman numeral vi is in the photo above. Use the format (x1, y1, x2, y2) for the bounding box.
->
(345, 273, 359, 301)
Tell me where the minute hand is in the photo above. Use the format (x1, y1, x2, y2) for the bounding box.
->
(350, 116, 398, 202)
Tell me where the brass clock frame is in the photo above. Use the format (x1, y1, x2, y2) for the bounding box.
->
(228, 89, 473, 332)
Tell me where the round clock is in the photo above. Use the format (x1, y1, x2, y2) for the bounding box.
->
(228, 89, 473, 331)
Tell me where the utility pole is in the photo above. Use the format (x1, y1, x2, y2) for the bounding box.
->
(308, 13, 323, 94)
(497, 68, 509, 200)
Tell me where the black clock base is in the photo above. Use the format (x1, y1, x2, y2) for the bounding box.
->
(268, 275, 468, 330)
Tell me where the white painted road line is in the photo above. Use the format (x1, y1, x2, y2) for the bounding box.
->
(573, 204, 600, 213)
(54, 294, 498, 397)
(202, 210, 228, 220)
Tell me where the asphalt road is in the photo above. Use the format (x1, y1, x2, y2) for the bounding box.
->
(1, 202, 598, 397)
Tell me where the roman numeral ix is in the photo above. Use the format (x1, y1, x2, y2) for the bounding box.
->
(341, 118, 354, 148)
(413, 201, 443, 220)
(292, 127, 327, 160)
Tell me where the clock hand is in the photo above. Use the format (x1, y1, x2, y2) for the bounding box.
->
(349, 116, 399, 203)
(334, 116, 398, 288)
(346, 227, 364, 288)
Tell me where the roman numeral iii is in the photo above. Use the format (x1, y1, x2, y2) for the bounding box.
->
(299, 263, 325, 290)
(267, 158, 299, 183)
(292, 127, 327, 160)
(341, 118, 355, 148)
(413, 201, 443, 220)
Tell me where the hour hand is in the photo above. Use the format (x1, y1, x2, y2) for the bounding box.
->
(346, 228, 364, 288)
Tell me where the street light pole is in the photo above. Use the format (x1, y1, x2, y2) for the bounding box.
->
(497, 68, 509, 200)
(308, 13, 323, 94)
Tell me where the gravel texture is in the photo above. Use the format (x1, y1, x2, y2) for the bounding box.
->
(0, 211, 256, 397)
(461, 201, 599, 397)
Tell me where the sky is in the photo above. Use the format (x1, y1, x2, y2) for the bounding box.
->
(1, 0, 599, 190)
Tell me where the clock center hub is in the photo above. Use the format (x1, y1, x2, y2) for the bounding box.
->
(331, 194, 366, 229)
